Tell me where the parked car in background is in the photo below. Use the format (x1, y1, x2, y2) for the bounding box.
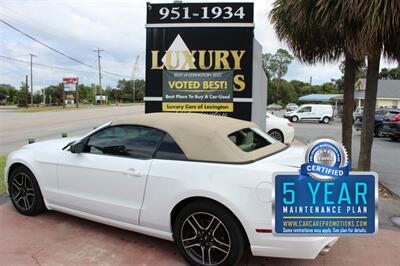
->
(286, 103, 298, 111)
(353, 107, 363, 122)
(4, 113, 337, 265)
(284, 104, 333, 124)
(382, 112, 400, 141)
(266, 112, 294, 144)
(267, 103, 283, 111)
(353, 108, 399, 137)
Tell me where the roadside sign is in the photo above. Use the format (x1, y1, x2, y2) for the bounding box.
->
(273, 172, 378, 235)
(63, 77, 79, 92)
(145, 2, 255, 120)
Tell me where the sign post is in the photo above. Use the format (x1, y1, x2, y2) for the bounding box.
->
(145, 2, 266, 127)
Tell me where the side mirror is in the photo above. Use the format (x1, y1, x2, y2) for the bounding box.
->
(70, 142, 84, 153)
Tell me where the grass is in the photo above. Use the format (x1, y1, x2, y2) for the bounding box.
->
(14, 104, 94, 112)
(2, 103, 141, 113)
(0, 155, 6, 195)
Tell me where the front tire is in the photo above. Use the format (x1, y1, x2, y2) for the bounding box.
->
(291, 116, 299, 122)
(374, 124, 384, 137)
(9, 166, 46, 216)
(174, 201, 246, 266)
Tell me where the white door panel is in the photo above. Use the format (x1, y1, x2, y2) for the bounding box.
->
(56, 151, 151, 224)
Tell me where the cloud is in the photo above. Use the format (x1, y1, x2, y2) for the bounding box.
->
(0, 0, 396, 92)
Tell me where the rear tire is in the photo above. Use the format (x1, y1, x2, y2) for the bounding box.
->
(322, 117, 330, 124)
(8, 166, 46, 216)
(268, 129, 284, 143)
(174, 201, 246, 266)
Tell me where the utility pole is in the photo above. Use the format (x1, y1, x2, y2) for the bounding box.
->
(29, 54, 36, 106)
(93, 48, 104, 105)
(25, 75, 29, 109)
(309, 76, 312, 85)
(131, 55, 139, 104)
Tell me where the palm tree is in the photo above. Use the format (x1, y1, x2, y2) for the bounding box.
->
(354, 1, 400, 170)
(269, 0, 362, 160)
(271, 0, 400, 171)
(320, 0, 400, 170)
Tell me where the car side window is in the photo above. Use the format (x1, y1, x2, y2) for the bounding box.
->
(228, 128, 275, 152)
(154, 134, 187, 160)
(299, 107, 311, 113)
(85, 125, 164, 159)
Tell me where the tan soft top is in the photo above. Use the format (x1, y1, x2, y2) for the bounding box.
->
(113, 113, 286, 163)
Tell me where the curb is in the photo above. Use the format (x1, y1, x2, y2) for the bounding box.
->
(0, 194, 9, 205)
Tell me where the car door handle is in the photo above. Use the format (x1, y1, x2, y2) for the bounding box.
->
(123, 168, 142, 177)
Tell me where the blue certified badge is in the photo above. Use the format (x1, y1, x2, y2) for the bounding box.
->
(273, 139, 378, 236)
(301, 139, 350, 181)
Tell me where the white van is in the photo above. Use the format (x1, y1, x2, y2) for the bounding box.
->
(284, 104, 333, 123)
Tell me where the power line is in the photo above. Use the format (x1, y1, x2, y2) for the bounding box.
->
(0, 18, 130, 78)
(0, 18, 95, 69)
(0, 55, 130, 78)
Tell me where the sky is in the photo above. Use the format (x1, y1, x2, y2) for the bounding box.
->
(0, 0, 397, 92)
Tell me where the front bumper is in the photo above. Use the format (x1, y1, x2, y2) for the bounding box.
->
(382, 124, 400, 137)
(251, 235, 338, 259)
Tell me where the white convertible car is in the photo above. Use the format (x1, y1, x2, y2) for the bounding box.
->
(4, 113, 337, 265)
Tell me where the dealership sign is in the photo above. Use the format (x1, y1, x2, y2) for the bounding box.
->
(63, 77, 79, 92)
(273, 139, 378, 236)
(145, 2, 255, 121)
(162, 70, 233, 112)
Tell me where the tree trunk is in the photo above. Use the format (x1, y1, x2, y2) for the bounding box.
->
(358, 54, 380, 170)
(341, 54, 357, 162)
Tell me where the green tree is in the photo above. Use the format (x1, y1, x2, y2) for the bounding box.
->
(44, 83, 63, 105)
(117, 79, 145, 103)
(270, 0, 364, 161)
(33, 90, 42, 104)
(379, 67, 400, 79)
(263, 49, 294, 80)
(15, 82, 30, 107)
(0, 84, 17, 104)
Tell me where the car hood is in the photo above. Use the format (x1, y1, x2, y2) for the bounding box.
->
(20, 137, 78, 151)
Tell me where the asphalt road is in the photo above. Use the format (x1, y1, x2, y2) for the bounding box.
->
(281, 115, 400, 196)
(1, 106, 399, 196)
(0, 104, 145, 154)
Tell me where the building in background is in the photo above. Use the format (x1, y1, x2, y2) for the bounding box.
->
(354, 79, 400, 108)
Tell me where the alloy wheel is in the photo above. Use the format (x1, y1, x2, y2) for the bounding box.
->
(11, 172, 35, 211)
(269, 130, 283, 142)
(180, 212, 231, 265)
(375, 125, 384, 137)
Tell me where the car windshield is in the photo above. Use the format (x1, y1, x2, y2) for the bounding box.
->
(228, 127, 277, 152)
